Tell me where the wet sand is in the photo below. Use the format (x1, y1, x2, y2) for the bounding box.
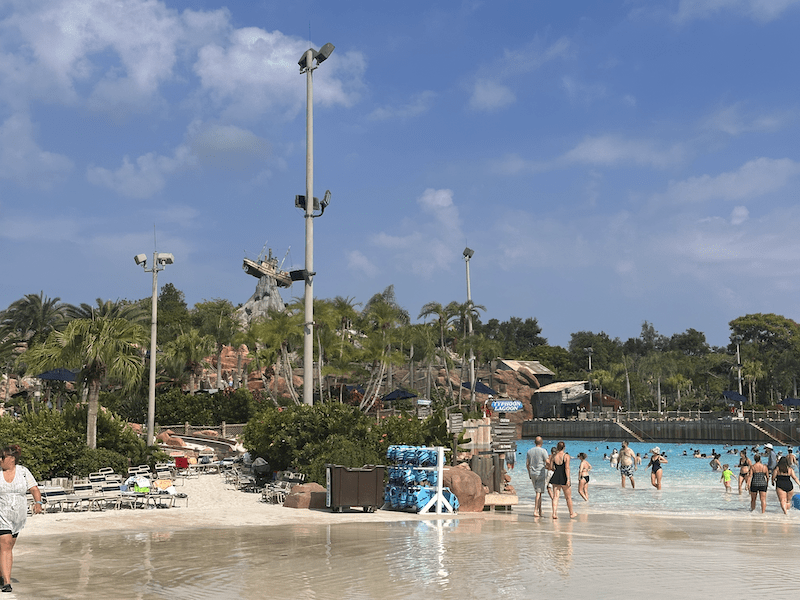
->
(12, 475, 800, 599)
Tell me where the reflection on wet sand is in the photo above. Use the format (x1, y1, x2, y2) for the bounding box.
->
(12, 512, 800, 599)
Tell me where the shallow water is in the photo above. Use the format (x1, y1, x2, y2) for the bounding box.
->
(510, 439, 797, 516)
(13, 514, 800, 599)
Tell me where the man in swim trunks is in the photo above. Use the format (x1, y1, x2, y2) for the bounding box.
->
(618, 440, 636, 488)
(526, 436, 550, 517)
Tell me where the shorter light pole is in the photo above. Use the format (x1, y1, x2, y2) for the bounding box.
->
(463, 247, 475, 411)
(586, 347, 593, 415)
(134, 251, 174, 446)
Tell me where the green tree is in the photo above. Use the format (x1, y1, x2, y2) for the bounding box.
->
(163, 329, 216, 394)
(22, 318, 147, 448)
(193, 299, 240, 390)
(65, 298, 148, 326)
(0, 291, 67, 350)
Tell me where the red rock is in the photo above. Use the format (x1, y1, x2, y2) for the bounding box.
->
(156, 431, 171, 443)
(165, 437, 187, 447)
(283, 482, 327, 509)
(196, 430, 219, 438)
(443, 466, 485, 512)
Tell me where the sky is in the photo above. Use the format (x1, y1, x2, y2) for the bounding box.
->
(2, 0, 800, 350)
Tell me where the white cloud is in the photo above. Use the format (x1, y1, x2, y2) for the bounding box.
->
(730, 206, 749, 225)
(561, 76, 607, 105)
(469, 79, 515, 111)
(0, 113, 73, 187)
(368, 91, 436, 121)
(368, 189, 463, 278)
(562, 135, 683, 168)
(657, 157, 800, 204)
(1, 0, 228, 114)
(674, 0, 800, 23)
(703, 103, 792, 135)
(87, 121, 270, 197)
(346, 250, 380, 277)
(468, 36, 571, 112)
(188, 121, 270, 168)
(87, 146, 194, 198)
(194, 27, 365, 120)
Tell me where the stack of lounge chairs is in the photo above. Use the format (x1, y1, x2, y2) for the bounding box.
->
(261, 471, 305, 504)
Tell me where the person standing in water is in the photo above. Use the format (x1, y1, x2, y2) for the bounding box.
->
(526, 436, 549, 518)
(618, 440, 636, 489)
(577, 452, 592, 501)
(648, 447, 667, 490)
(771, 456, 799, 514)
(548, 441, 577, 519)
(737, 449, 751, 495)
(749, 454, 769, 513)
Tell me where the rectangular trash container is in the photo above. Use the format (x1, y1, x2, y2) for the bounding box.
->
(326, 464, 386, 512)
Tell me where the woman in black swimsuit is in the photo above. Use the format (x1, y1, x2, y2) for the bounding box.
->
(737, 450, 751, 495)
(648, 447, 667, 489)
(771, 456, 799, 514)
(749, 454, 769, 513)
(548, 441, 577, 519)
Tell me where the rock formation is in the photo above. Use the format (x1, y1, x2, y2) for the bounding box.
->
(236, 274, 286, 327)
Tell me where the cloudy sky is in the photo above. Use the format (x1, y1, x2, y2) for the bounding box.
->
(2, 0, 800, 349)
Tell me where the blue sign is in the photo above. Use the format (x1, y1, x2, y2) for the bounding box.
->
(491, 400, 523, 413)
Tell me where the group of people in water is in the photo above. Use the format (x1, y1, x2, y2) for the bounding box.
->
(526, 438, 799, 517)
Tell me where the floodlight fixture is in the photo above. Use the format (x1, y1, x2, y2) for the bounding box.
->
(463, 247, 474, 259)
(298, 43, 335, 71)
(156, 252, 174, 265)
(289, 269, 314, 283)
(294, 190, 331, 217)
(134, 253, 147, 266)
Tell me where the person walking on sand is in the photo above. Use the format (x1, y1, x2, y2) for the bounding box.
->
(648, 447, 667, 490)
(0, 444, 43, 593)
(526, 436, 550, 517)
(771, 456, 799, 515)
(749, 454, 769, 513)
(577, 453, 592, 501)
(737, 449, 751, 495)
(618, 440, 636, 489)
(548, 441, 577, 519)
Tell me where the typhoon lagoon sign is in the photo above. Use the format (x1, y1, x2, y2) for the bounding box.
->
(491, 399, 523, 413)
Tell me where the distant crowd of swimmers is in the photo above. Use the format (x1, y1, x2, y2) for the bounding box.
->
(526, 438, 800, 517)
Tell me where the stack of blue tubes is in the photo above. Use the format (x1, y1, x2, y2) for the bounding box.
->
(384, 445, 457, 513)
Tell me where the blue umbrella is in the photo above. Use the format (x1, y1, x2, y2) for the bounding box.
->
(780, 397, 800, 406)
(382, 388, 417, 401)
(461, 380, 498, 395)
(37, 368, 77, 382)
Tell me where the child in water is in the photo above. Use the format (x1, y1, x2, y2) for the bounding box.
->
(720, 464, 734, 493)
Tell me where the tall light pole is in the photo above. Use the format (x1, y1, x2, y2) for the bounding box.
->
(585, 347, 593, 415)
(135, 251, 174, 446)
(463, 247, 475, 411)
(297, 42, 334, 406)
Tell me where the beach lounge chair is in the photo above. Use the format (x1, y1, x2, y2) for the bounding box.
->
(261, 471, 306, 504)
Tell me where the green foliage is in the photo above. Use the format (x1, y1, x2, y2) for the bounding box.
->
(0, 406, 157, 481)
(155, 387, 258, 426)
(243, 404, 451, 484)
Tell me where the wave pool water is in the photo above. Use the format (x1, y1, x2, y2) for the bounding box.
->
(509, 439, 798, 517)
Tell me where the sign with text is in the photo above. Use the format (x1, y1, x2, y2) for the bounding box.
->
(491, 399, 523, 413)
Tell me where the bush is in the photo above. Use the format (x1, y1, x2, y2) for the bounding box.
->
(243, 404, 451, 484)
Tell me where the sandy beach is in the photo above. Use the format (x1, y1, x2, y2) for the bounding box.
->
(8, 471, 800, 599)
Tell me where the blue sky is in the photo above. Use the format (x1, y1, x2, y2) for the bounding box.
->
(2, 0, 800, 349)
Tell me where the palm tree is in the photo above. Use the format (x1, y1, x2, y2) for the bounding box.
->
(251, 308, 303, 404)
(22, 318, 147, 448)
(194, 299, 240, 390)
(359, 297, 405, 412)
(1, 291, 67, 349)
(418, 301, 458, 401)
(163, 329, 216, 394)
(65, 298, 148, 326)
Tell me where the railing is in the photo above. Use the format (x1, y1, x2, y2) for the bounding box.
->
(157, 422, 246, 439)
(534, 409, 800, 421)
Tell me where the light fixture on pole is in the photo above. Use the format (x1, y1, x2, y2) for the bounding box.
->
(297, 43, 334, 406)
(463, 247, 475, 411)
(135, 251, 174, 446)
